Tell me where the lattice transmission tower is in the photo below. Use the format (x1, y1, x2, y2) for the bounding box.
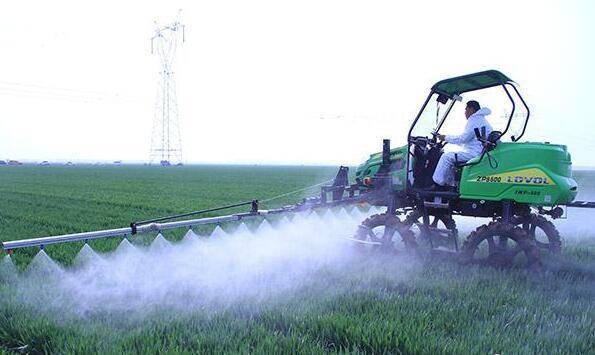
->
(149, 13, 185, 166)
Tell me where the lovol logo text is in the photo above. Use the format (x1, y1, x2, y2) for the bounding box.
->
(506, 176, 550, 185)
(471, 168, 555, 186)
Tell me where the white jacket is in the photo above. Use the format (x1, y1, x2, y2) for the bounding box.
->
(445, 107, 493, 156)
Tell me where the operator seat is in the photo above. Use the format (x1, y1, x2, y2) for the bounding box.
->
(486, 131, 502, 151)
(453, 130, 502, 184)
(454, 130, 502, 168)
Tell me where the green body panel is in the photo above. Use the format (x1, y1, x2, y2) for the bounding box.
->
(355, 145, 408, 191)
(459, 142, 577, 205)
(355, 141, 578, 206)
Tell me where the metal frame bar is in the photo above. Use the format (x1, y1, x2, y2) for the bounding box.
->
(508, 84, 530, 141)
(0, 192, 371, 252)
(567, 201, 595, 208)
(497, 83, 516, 139)
(131, 200, 257, 233)
(409, 81, 523, 145)
(1, 214, 250, 251)
(406, 92, 434, 189)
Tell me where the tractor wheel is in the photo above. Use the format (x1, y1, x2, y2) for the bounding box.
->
(460, 221, 541, 270)
(404, 210, 458, 249)
(354, 213, 418, 253)
(516, 214, 561, 254)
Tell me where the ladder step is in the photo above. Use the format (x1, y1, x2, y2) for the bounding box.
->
(423, 201, 449, 209)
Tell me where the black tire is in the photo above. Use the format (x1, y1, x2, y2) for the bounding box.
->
(404, 210, 458, 248)
(527, 214, 562, 254)
(354, 213, 418, 252)
(460, 221, 541, 270)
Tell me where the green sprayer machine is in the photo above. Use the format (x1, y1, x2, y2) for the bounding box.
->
(2, 70, 594, 269)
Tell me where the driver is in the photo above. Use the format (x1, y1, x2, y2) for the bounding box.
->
(431, 100, 492, 189)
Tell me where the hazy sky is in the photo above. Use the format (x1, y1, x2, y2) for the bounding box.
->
(0, 0, 593, 166)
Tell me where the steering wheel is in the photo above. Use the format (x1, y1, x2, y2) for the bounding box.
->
(410, 136, 429, 146)
(430, 131, 447, 148)
(410, 135, 447, 150)
(430, 131, 440, 142)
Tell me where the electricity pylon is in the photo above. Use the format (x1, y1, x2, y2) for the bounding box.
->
(149, 12, 185, 166)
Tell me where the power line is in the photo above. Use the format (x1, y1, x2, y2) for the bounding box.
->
(0, 81, 147, 104)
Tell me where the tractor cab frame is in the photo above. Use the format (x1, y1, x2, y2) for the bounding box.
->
(406, 70, 530, 191)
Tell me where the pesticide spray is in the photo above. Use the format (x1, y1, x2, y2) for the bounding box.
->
(2, 207, 421, 319)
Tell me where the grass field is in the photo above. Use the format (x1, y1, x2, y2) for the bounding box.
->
(0, 165, 594, 354)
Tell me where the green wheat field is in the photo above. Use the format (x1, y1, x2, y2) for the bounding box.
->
(0, 165, 594, 354)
